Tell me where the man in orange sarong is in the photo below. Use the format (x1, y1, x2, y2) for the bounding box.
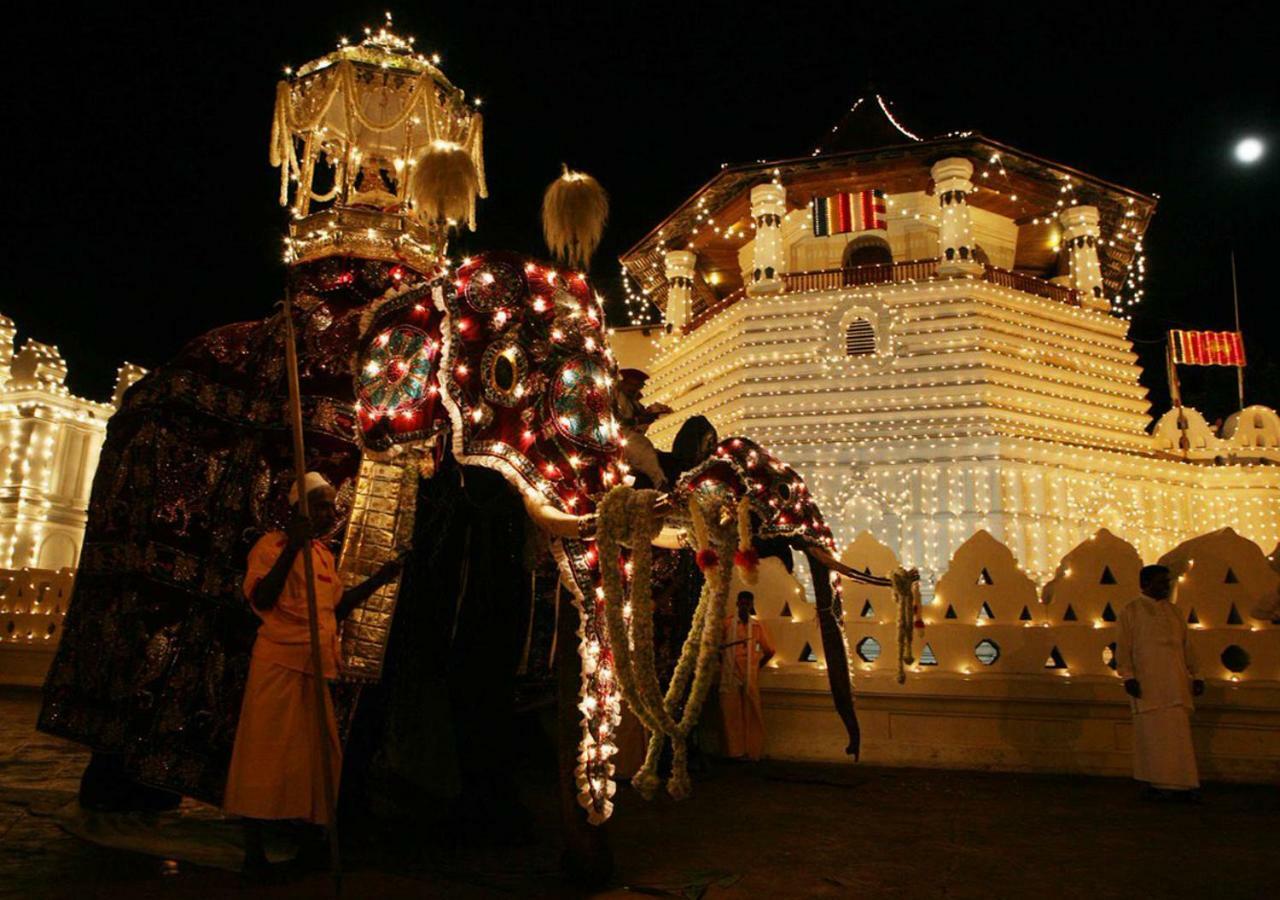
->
(223, 472, 404, 878)
(716, 591, 776, 760)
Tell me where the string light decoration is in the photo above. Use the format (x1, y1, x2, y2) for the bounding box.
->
(273, 13, 487, 272)
(0, 317, 140, 572)
(613, 112, 1266, 593)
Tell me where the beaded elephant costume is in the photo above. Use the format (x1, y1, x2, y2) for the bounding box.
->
(676, 436, 892, 757)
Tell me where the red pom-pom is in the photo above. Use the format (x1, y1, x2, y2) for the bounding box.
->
(914, 618, 926, 630)
(695, 549, 719, 572)
(733, 548, 759, 570)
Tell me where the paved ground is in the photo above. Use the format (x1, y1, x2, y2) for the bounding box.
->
(2, 686, 1276, 899)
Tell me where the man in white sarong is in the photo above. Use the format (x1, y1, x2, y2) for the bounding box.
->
(1116, 564, 1205, 800)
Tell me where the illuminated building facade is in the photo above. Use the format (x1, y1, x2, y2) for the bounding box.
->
(617, 96, 1280, 587)
(0, 313, 143, 570)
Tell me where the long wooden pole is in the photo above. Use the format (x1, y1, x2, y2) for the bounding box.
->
(1166, 337, 1188, 454)
(1230, 250, 1245, 411)
(281, 288, 342, 891)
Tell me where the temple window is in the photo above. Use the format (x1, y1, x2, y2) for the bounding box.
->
(844, 318, 876, 357)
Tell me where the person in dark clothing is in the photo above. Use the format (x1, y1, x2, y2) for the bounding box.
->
(632, 415, 719, 491)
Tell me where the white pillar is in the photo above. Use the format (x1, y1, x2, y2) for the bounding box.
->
(1059, 205, 1108, 311)
(747, 183, 786, 296)
(664, 249, 696, 330)
(931, 158, 983, 277)
(112, 362, 148, 407)
(0, 315, 15, 391)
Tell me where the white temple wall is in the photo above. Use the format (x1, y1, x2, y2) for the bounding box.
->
(969, 205, 1018, 268)
(757, 528, 1280, 782)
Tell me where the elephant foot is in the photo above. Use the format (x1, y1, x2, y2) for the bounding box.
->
(560, 826, 613, 889)
(79, 752, 182, 812)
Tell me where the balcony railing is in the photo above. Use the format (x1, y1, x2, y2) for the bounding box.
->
(783, 258, 942, 292)
(683, 286, 747, 334)
(780, 258, 1081, 306)
(681, 259, 1079, 334)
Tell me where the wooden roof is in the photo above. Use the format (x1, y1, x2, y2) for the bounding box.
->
(620, 134, 1157, 313)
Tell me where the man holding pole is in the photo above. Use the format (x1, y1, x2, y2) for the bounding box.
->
(223, 472, 403, 878)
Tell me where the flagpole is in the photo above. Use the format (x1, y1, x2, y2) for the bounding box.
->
(1230, 250, 1245, 411)
(1166, 336, 1188, 455)
(281, 286, 342, 892)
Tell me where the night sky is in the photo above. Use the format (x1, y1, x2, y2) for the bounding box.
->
(7, 2, 1277, 419)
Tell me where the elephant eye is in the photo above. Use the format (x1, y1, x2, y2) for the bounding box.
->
(777, 482, 792, 501)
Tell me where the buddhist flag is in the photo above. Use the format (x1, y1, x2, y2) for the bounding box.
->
(812, 190, 887, 237)
(1169, 330, 1246, 367)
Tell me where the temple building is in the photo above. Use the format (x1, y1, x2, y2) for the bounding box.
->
(0, 314, 143, 571)
(1, 314, 143, 682)
(611, 96, 1279, 781)
(616, 95, 1280, 586)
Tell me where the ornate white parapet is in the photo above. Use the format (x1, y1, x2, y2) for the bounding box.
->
(747, 183, 787, 296)
(664, 249, 697, 329)
(1059, 205, 1108, 311)
(112, 363, 148, 408)
(931, 157, 984, 277)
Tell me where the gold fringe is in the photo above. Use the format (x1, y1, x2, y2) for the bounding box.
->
(541, 166, 608, 270)
(411, 140, 480, 230)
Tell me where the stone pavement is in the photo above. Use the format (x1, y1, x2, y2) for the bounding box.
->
(1, 686, 1276, 899)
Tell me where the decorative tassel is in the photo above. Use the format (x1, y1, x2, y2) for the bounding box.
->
(733, 548, 759, 577)
(542, 165, 608, 270)
(411, 140, 480, 229)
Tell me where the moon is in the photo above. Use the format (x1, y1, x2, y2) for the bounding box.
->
(1234, 136, 1265, 164)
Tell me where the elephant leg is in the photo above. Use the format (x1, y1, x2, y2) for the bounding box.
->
(808, 557, 861, 759)
(556, 590, 613, 887)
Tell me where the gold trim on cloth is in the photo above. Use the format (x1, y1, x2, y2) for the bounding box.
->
(337, 456, 419, 681)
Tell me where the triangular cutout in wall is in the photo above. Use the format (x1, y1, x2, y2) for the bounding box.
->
(1063, 605, 1078, 622)
(860, 600, 875, 619)
(977, 567, 994, 585)
(1102, 602, 1117, 622)
(919, 643, 938, 666)
(945, 605, 958, 620)
(978, 601, 995, 621)
(1187, 608, 1199, 625)
(1227, 604, 1244, 626)
(799, 642, 817, 663)
(779, 601, 792, 619)
(1100, 566, 1117, 585)
(1019, 606, 1033, 621)
(1044, 647, 1068, 669)
(1224, 568, 1239, 584)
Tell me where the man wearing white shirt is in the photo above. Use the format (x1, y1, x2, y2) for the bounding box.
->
(1116, 564, 1205, 800)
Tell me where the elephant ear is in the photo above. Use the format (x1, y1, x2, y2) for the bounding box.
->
(351, 277, 451, 453)
(436, 251, 626, 524)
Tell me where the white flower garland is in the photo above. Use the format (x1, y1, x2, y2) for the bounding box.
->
(597, 485, 737, 801)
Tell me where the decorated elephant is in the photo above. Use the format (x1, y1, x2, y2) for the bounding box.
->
(37, 19, 910, 887)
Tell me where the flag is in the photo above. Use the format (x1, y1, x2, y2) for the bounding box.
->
(1168, 330, 1246, 367)
(812, 190, 887, 237)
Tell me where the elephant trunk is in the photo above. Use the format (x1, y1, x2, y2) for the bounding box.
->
(807, 554, 860, 760)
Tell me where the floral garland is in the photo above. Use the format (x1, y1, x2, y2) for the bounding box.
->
(892, 567, 923, 684)
(597, 485, 738, 801)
